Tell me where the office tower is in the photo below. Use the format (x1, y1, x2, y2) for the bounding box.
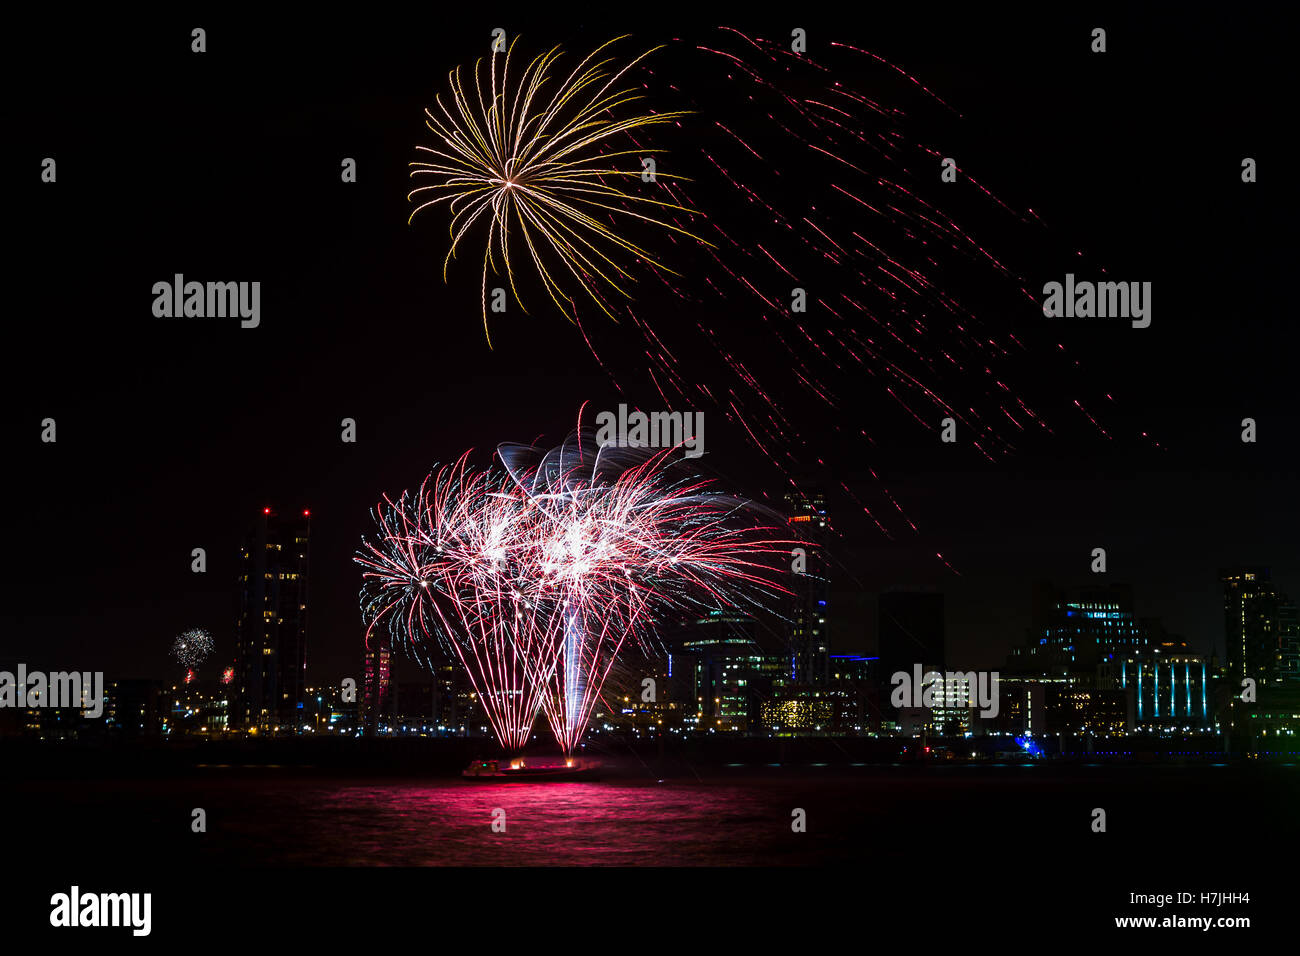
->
(361, 628, 392, 735)
(233, 507, 311, 732)
(1009, 582, 1146, 677)
(670, 609, 767, 732)
(1279, 600, 1300, 683)
(785, 488, 830, 687)
(824, 655, 877, 733)
(1221, 568, 1299, 684)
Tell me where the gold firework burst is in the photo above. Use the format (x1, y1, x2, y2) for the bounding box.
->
(409, 35, 708, 345)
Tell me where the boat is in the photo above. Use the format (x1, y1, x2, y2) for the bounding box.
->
(461, 756, 602, 781)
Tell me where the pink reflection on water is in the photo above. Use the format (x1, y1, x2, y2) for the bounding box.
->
(250, 779, 798, 866)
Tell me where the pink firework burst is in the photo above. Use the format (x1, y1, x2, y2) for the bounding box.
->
(356, 428, 800, 753)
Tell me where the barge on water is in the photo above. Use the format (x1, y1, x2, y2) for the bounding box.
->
(462, 756, 602, 782)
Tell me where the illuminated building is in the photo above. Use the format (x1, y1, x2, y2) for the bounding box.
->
(977, 676, 1061, 737)
(828, 654, 881, 732)
(588, 661, 683, 735)
(1104, 654, 1213, 733)
(1009, 582, 1148, 676)
(0, 677, 165, 740)
(830, 654, 875, 683)
(1049, 688, 1129, 736)
(166, 677, 230, 736)
(785, 489, 830, 687)
(361, 628, 391, 735)
(1228, 685, 1300, 742)
(672, 609, 766, 732)
(928, 670, 974, 736)
(760, 693, 835, 733)
(891, 668, 979, 737)
(1220, 568, 1300, 685)
(233, 507, 311, 732)
(1281, 602, 1300, 683)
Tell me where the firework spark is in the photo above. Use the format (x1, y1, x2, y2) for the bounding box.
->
(409, 35, 709, 343)
(498, 430, 798, 751)
(568, 29, 1156, 566)
(356, 428, 797, 753)
(172, 628, 214, 670)
(405, 30, 1152, 576)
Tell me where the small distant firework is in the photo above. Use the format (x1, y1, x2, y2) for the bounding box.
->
(172, 628, 214, 670)
(409, 36, 708, 342)
(357, 427, 797, 753)
(221, 666, 235, 685)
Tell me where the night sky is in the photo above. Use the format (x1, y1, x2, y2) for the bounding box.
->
(6, 7, 1296, 683)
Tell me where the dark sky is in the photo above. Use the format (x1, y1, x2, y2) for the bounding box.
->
(5, 7, 1296, 683)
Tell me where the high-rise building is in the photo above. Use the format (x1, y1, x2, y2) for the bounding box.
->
(1008, 582, 1147, 677)
(1280, 601, 1300, 683)
(879, 591, 945, 685)
(828, 655, 881, 733)
(1221, 568, 1299, 685)
(785, 489, 830, 687)
(671, 609, 767, 732)
(361, 629, 392, 735)
(233, 508, 311, 732)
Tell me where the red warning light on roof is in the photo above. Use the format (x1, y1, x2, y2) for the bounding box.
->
(303, 510, 311, 517)
(263, 508, 271, 515)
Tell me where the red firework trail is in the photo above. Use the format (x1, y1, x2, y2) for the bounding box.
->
(356, 429, 800, 753)
(578, 29, 1157, 568)
(407, 29, 1158, 578)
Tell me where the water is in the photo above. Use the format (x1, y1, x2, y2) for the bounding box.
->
(8, 763, 1295, 867)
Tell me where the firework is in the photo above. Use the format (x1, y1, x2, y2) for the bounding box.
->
(172, 628, 214, 670)
(497, 431, 797, 751)
(408, 30, 1151, 572)
(409, 36, 709, 343)
(356, 454, 550, 750)
(356, 427, 797, 753)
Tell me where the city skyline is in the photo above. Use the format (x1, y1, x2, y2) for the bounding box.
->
(3, 7, 1295, 932)
(7, 485, 1295, 750)
(9, 13, 1298, 688)
(8, 490, 1292, 686)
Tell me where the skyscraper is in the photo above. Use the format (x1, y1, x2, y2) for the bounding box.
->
(1279, 601, 1300, 683)
(785, 489, 829, 687)
(673, 609, 766, 732)
(1008, 582, 1147, 677)
(361, 627, 391, 735)
(1220, 567, 1299, 685)
(234, 508, 311, 732)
